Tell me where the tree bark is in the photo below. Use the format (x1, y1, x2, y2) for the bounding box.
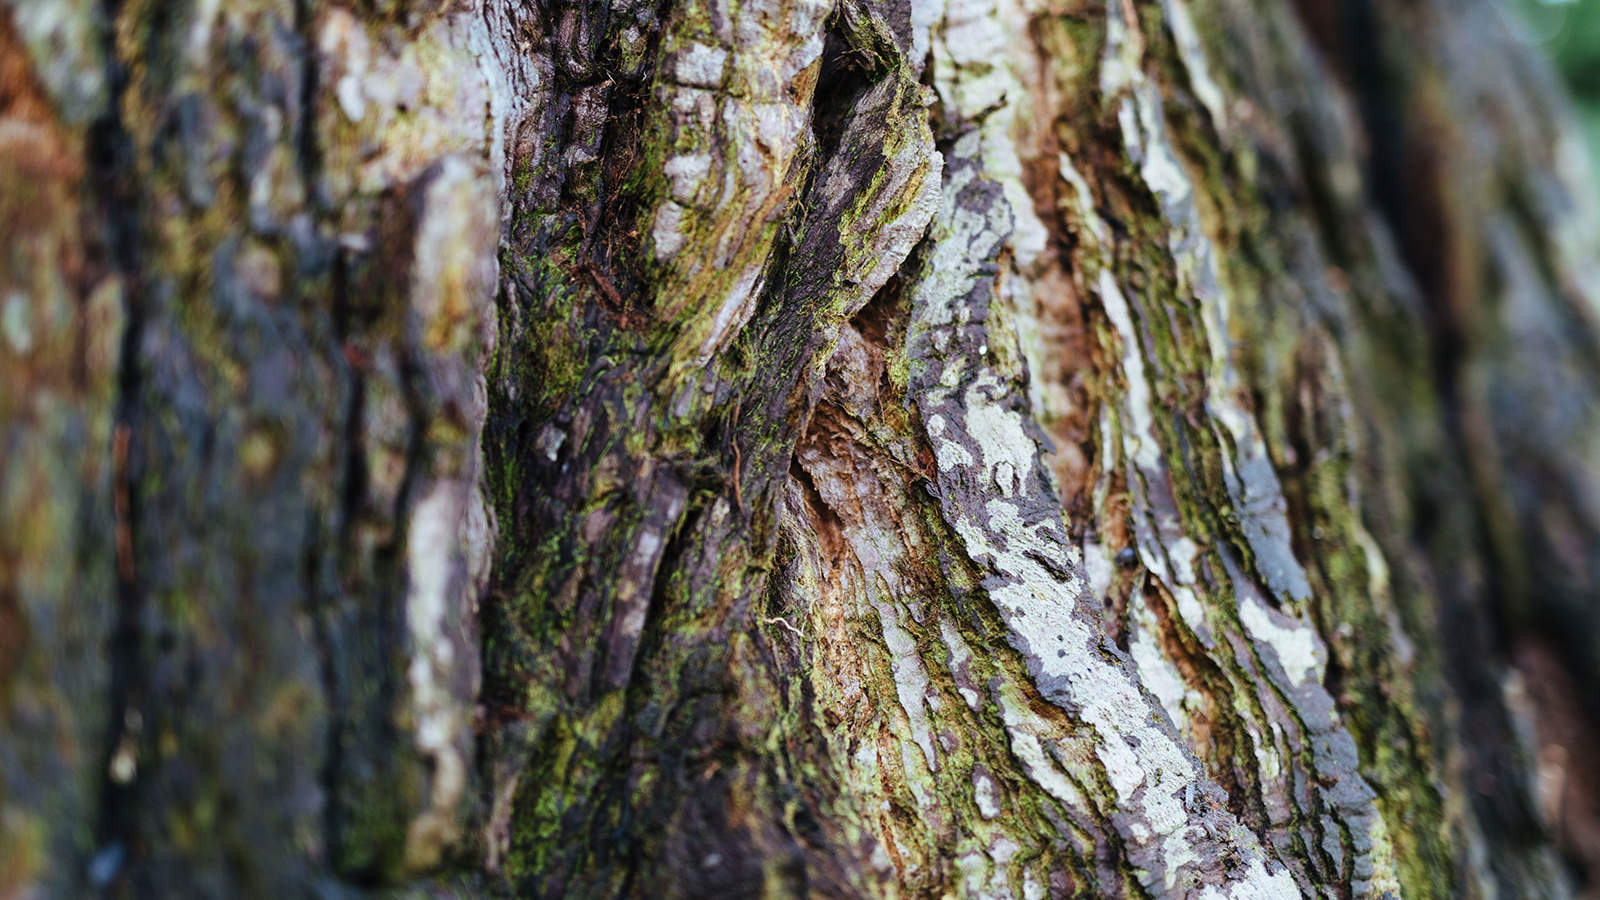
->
(3, 0, 1600, 895)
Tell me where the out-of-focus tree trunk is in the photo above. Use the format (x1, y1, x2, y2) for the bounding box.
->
(4, 0, 1600, 894)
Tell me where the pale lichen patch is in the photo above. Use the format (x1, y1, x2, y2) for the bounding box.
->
(905, 138, 1302, 896)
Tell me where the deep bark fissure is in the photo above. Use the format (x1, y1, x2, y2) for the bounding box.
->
(92, 0, 151, 875)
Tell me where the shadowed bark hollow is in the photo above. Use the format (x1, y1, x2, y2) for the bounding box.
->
(3, 0, 1600, 895)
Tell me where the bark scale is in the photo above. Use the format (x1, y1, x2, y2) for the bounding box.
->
(1, 0, 1598, 896)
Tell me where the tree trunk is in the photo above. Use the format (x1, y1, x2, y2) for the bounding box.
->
(4, 0, 1600, 894)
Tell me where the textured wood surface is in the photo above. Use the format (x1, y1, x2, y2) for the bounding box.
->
(2, 0, 1597, 895)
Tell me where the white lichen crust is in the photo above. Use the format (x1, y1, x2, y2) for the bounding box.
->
(902, 137, 1298, 898)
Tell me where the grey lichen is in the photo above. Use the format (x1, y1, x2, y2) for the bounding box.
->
(904, 135, 1298, 898)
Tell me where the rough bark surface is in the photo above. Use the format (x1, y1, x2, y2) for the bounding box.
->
(3, 0, 1599, 896)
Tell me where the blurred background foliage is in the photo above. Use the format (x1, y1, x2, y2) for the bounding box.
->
(1505, 0, 1600, 171)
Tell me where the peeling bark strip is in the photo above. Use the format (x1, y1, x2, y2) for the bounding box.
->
(4, 0, 1600, 895)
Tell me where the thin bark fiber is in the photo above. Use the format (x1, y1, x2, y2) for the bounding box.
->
(2, 0, 1599, 895)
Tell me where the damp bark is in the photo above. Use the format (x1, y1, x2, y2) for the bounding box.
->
(2, 0, 1599, 896)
